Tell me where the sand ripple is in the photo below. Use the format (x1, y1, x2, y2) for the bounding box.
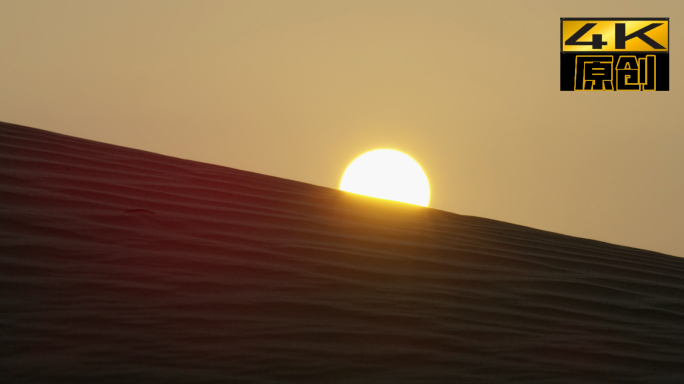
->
(1, 121, 684, 383)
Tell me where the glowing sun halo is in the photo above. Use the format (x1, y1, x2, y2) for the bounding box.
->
(340, 149, 430, 207)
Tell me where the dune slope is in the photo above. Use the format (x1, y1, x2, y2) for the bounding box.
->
(1, 121, 684, 383)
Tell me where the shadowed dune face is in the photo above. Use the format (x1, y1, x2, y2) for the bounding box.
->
(1, 121, 684, 383)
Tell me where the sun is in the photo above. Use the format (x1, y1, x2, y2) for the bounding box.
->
(340, 149, 430, 207)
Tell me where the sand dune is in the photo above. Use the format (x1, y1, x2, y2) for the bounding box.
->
(1, 120, 683, 383)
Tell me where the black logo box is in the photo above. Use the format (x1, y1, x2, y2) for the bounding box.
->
(560, 53, 669, 91)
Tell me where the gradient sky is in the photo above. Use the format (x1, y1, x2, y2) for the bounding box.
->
(1, 0, 682, 256)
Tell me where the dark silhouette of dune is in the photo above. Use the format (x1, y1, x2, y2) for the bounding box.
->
(1, 120, 683, 383)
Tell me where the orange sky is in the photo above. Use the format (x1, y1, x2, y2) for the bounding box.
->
(1, 0, 682, 256)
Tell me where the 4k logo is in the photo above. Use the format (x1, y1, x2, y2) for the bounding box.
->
(562, 20, 668, 51)
(560, 18, 669, 91)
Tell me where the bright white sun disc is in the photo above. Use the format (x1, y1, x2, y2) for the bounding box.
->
(340, 149, 430, 207)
